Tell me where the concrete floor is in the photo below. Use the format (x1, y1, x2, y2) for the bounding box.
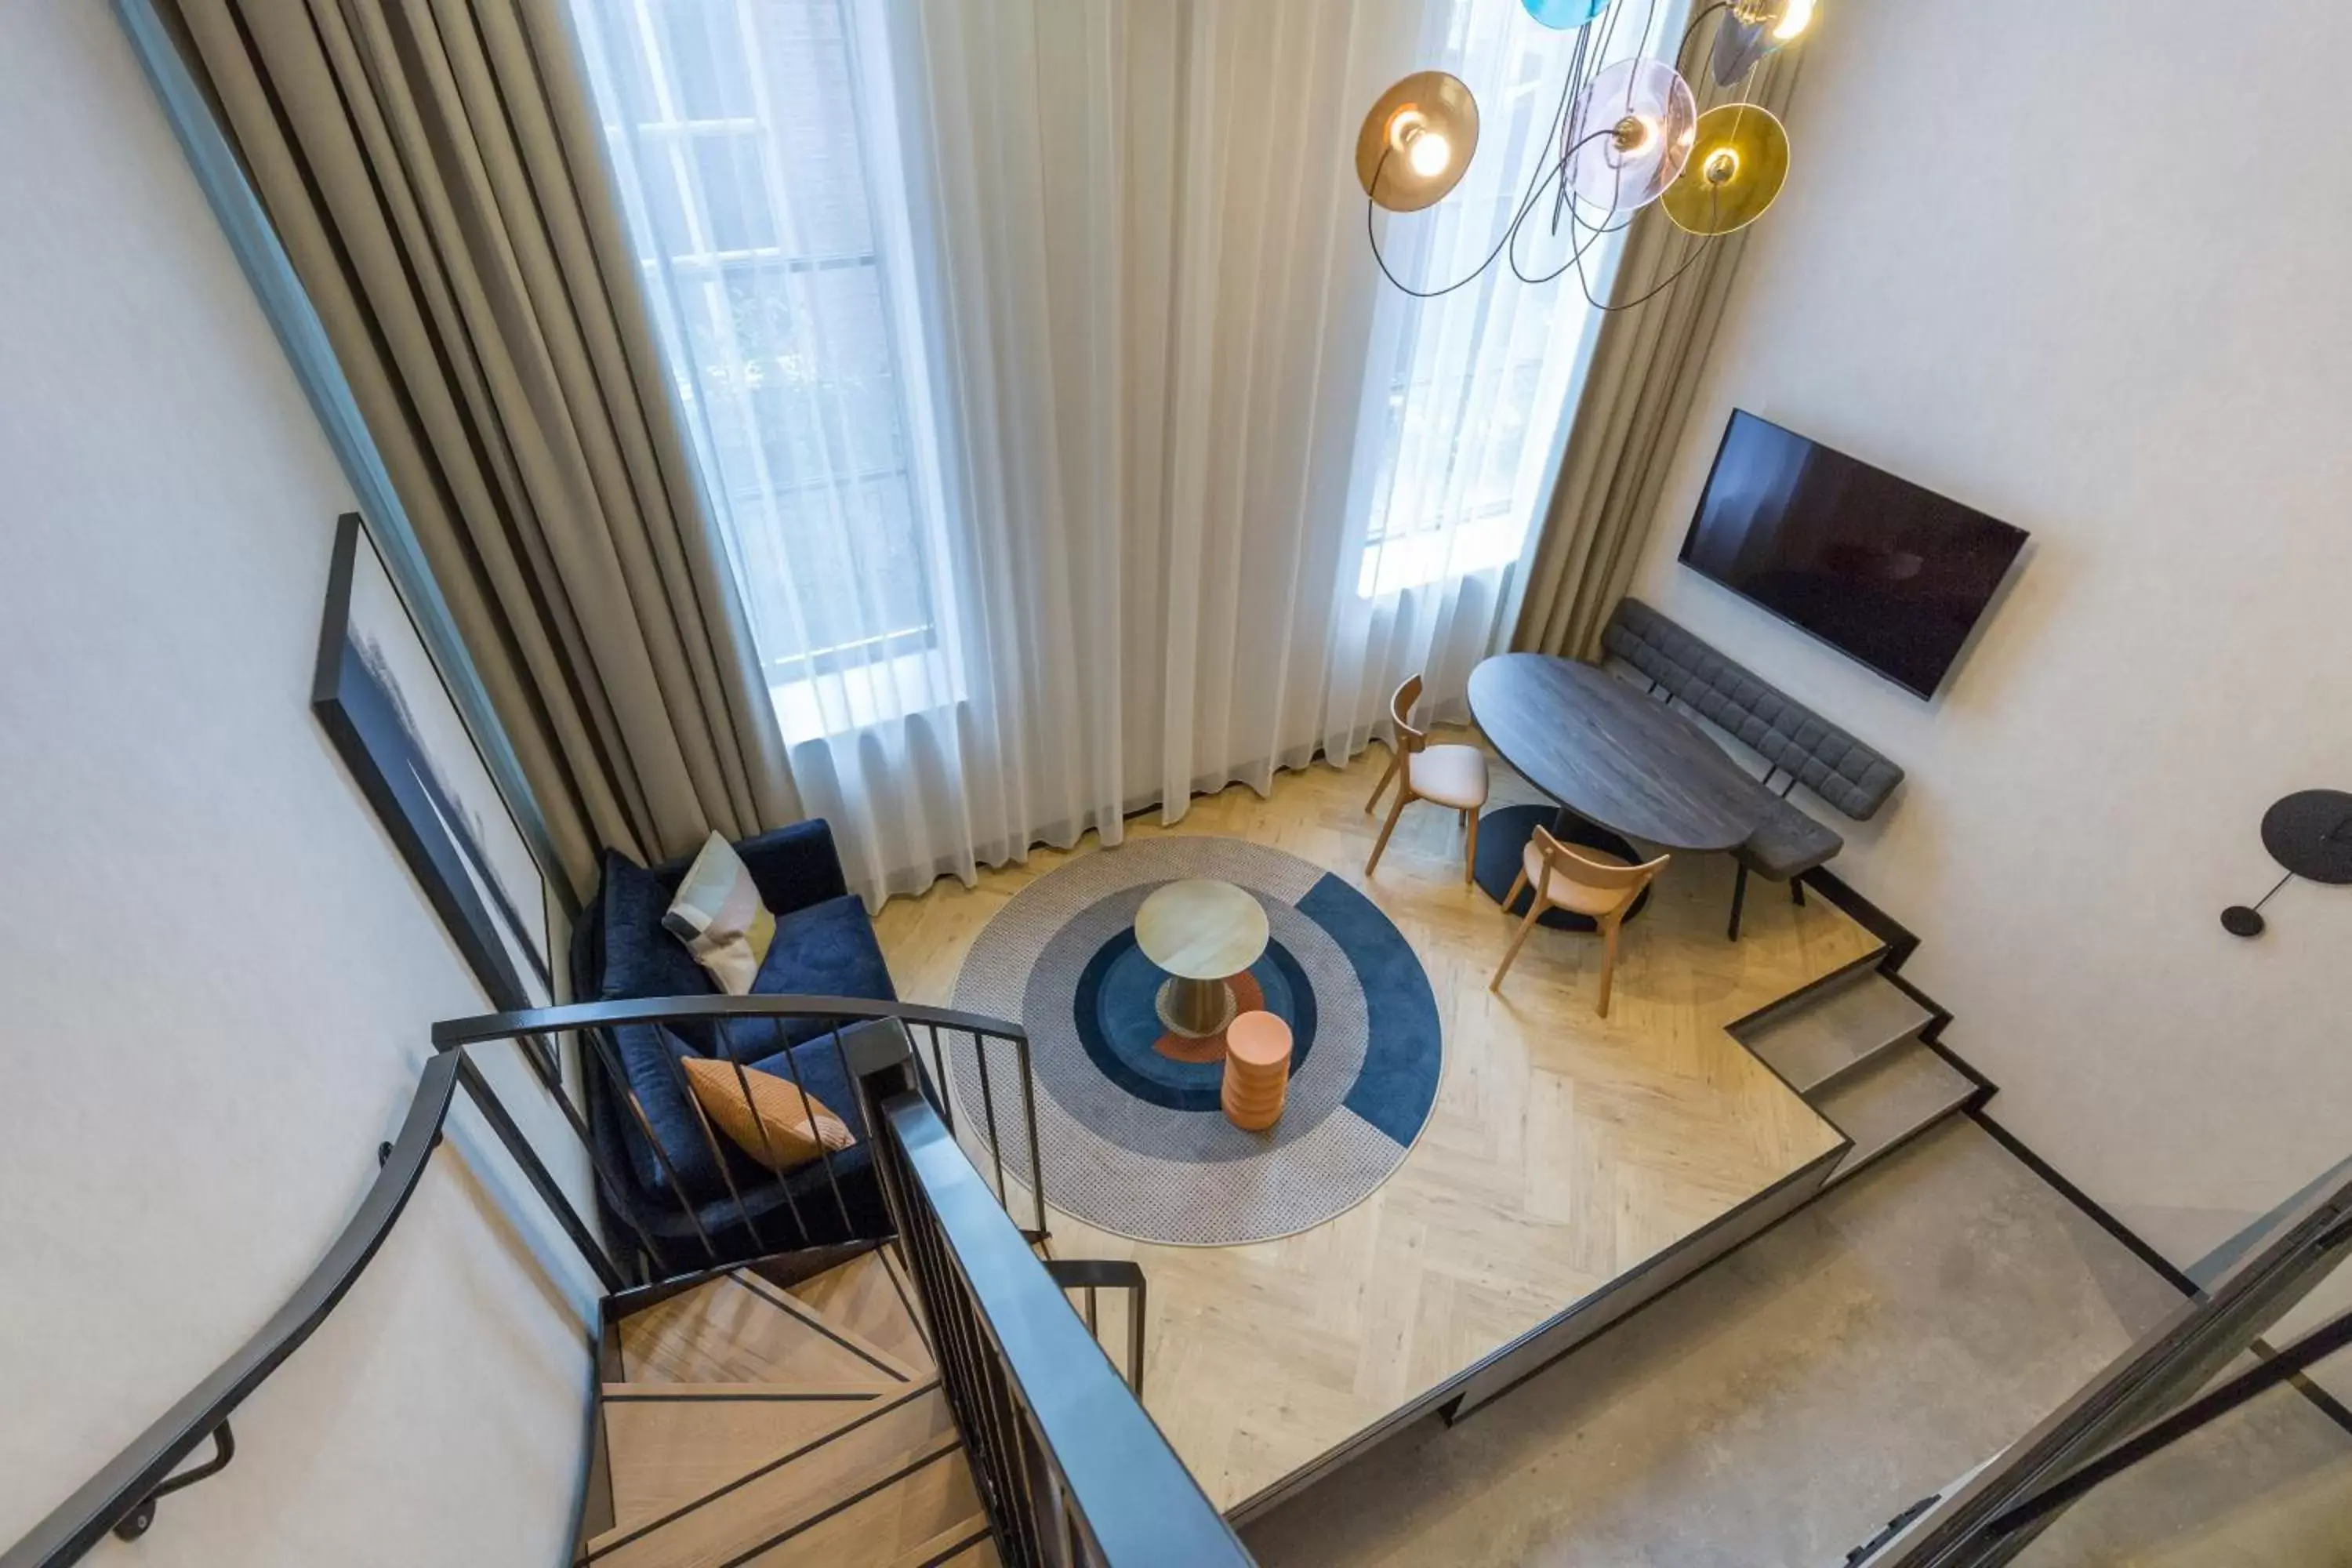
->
(1240, 1117, 2207, 1567)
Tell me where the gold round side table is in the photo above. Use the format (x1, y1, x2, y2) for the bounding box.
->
(1134, 878, 1270, 1038)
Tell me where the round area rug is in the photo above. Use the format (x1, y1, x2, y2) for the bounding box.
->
(949, 836, 1443, 1246)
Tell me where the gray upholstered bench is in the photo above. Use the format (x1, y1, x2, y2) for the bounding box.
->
(1601, 597, 1903, 938)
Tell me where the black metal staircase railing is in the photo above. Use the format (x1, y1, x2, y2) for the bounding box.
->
(847, 1025, 1248, 1567)
(5, 996, 1229, 1567)
(1044, 1258, 1150, 1398)
(1849, 1159, 2352, 1566)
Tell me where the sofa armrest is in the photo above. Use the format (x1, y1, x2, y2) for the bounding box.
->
(735, 819, 851, 916)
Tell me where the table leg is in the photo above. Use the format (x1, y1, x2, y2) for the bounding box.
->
(1156, 974, 1236, 1038)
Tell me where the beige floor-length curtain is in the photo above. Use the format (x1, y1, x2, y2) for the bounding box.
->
(159, 0, 797, 899)
(1513, 50, 1806, 662)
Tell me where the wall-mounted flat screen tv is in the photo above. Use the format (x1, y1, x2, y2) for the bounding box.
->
(1678, 410, 2028, 699)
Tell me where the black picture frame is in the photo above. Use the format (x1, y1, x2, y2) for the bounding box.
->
(312, 512, 557, 1080)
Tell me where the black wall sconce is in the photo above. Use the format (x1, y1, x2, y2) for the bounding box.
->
(2222, 789, 2352, 937)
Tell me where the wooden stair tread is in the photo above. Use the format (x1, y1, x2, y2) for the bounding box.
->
(779, 1249, 935, 1378)
(601, 1385, 898, 1530)
(603, 1380, 887, 1400)
(1816, 1040, 1976, 1180)
(619, 1272, 918, 1387)
(1738, 968, 1933, 1094)
(747, 1439, 982, 1568)
(586, 1383, 958, 1567)
(883, 1512, 996, 1568)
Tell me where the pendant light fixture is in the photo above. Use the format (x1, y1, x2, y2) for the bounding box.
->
(1354, 71, 1483, 212)
(1661, 103, 1788, 234)
(1356, 0, 1818, 306)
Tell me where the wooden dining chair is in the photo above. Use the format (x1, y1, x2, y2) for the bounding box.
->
(1490, 826, 1670, 1016)
(1364, 674, 1490, 883)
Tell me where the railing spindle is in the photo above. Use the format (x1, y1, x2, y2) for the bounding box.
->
(1011, 1029, 1048, 1236)
(647, 1036, 767, 1255)
(924, 1022, 954, 1134)
(974, 1032, 1008, 1204)
(512, 1030, 668, 1279)
(975, 1339, 1041, 1566)
(875, 1241, 935, 1363)
(727, 1057, 811, 1245)
(451, 1055, 624, 1294)
(769, 1018, 855, 1241)
(581, 1025, 716, 1265)
(1129, 1273, 1147, 1400)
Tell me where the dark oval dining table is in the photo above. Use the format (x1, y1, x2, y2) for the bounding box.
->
(1466, 653, 1769, 927)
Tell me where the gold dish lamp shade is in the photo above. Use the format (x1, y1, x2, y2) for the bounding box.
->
(1356, 71, 1479, 213)
(1661, 103, 1789, 235)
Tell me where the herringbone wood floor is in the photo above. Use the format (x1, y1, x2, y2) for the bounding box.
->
(873, 733, 1875, 1512)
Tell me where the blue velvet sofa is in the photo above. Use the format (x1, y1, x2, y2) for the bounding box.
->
(568, 819, 902, 1269)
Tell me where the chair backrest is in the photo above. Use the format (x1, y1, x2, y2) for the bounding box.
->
(1388, 673, 1428, 753)
(1601, 597, 1903, 822)
(1534, 826, 1668, 909)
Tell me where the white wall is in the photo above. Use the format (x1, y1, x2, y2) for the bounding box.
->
(1630, 1, 2352, 1268)
(0, 5, 597, 1563)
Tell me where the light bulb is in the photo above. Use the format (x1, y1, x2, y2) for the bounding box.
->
(1613, 114, 1657, 156)
(1359, 74, 1477, 211)
(1773, 0, 1815, 41)
(1704, 147, 1741, 184)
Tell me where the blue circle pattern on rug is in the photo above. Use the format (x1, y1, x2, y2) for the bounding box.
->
(1071, 930, 1319, 1112)
(949, 834, 1445, 1245)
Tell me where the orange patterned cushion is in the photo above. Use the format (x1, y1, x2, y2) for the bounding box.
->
(681, 1057, 855, 1171)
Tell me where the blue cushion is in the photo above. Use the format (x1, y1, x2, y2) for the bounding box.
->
(716, 892, 898, 1057)
(757, 893, 895, 1004)
(596, 849, 713, 1007)
(729, 821, 852, 916)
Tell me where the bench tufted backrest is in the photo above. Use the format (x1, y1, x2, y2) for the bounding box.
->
(1600, 597, 1903, 822)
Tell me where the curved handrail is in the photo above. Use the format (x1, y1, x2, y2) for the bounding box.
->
(2, 1053, 462, 1568)
(430, 993, 1029, 1050)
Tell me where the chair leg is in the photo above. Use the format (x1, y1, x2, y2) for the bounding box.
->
(1490, 895, 1549, 991)
(1365, 786, 1410, 877)
(1504, 866, 1529, 913)
(1790, 877, 1806, 907)
(1726, 861, 1749, 942)
(1595, 916, 1621, 1018)
(1364, 751, 1400, 815)
(1462, 808, 1479, 886)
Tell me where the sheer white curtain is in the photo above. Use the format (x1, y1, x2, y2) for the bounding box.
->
(570, 0, 1654, 903)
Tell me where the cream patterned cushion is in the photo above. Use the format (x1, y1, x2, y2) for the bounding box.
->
(662, 832, 775, 994)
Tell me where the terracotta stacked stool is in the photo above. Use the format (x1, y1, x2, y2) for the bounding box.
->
(1221, 1011, 1293, 1131)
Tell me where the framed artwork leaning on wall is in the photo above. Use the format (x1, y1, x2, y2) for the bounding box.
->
(311, 510, 556, 1079)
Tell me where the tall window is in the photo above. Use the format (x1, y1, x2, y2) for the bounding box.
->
(1356, 4, 1620, 599)
(577, 0, 942, 723)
